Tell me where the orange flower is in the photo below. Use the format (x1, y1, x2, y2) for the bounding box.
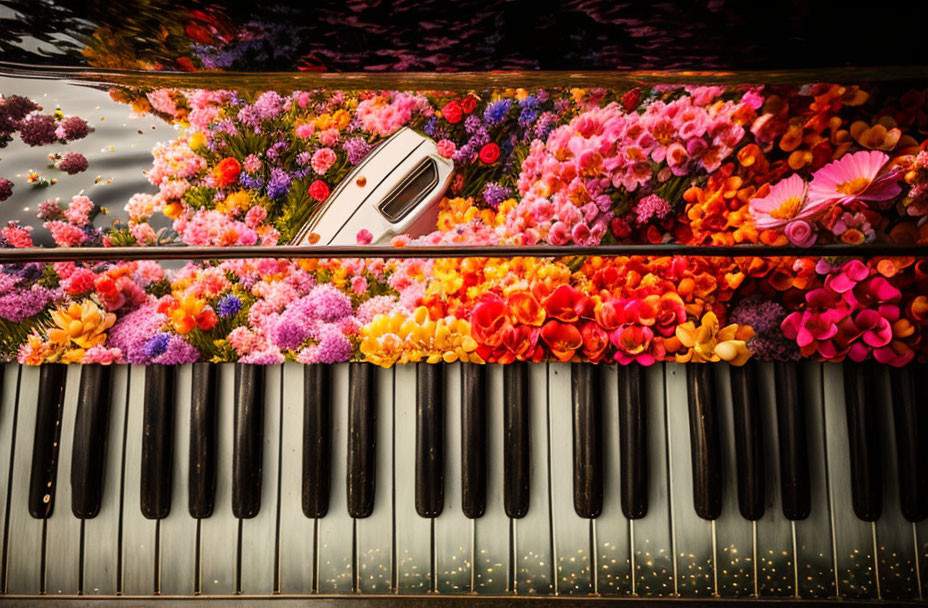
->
(540, 320, 583, 362)
(212, 157, 241, 188)
(170, 292, 209, 334)
(849, 118, 902, 151)
(507, 291, 546, 326)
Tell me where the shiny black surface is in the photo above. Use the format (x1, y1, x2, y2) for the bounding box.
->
(303, 364, 332, 519)
(503, 362, 530, 519)
(685, 364, 722, 521)
(232, 363, 265, 519)
(347, 362, 375, 519)
(773, 361, 811, 521)
(414, 362, 444, 518)
(28, 364, 67, 519)
(460, 363, 487, 519)
(140, 365, 175, 519)
(728, 362, 764, 521)
(189, 362, 218, 519)
(571, 363, 603, 519)
(889, 365, 928, 522)
(843, 361, 882, 522)
(617, 364, 647, 520)
(70, 364, 112, 519)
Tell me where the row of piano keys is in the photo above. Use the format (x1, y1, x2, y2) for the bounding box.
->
(0, 360, 925, 599)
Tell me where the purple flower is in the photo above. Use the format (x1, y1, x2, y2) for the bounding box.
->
(217, 294, 242, 317)
(108, 303, 166, 363)
(483, 100, 512, 125)
(304, 284, 352, 322)
(266, 140, 289, 162)
(240, 174, 264, 189)
(141, 332, 171, 359)
(18, 113, 58, 146)
(57, 152, 88, 175)
(152, 336, 200, 365)
(0, 286, 54, 322)
(57, 116, 90, 141)
(729, 298, 799, 361)
(464, 115, 483, 134)
(241, 348, 285, 365)
(266, 168, 291, 199)
(253, 91, 286, 121)
(296, 151, 312, 166)
(342, 137, 372, 165)
(633, 194, 672, 225)
(301, 324, 352, 363)
(271, 314, 311, 351)
(482, 183, 511, 208)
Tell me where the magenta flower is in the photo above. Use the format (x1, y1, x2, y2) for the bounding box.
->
(807, 150, 901, 207)
(783, 219, 816, 247)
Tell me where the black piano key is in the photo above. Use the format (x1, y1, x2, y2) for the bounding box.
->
(889, 365, 928, 522)
(571, 363, 603, 519)
(303, 364, 332, 519)
(189, 362, 218, 518)
(28, 364, 67, 519)
(685, 365, 722, 520)
(415, 362, 444, 518)
(773, 361, 811, 520)
(71, 364, 113, 519)
(618, 364, 647, 520)
(843, 361, 882, 522)
(503, 362, 530, 519)
(347, 362, 375, 519)
(729, 361, 765, 521)
(232, 364, 265, 519)
(461, 363, 487, 519)
(140, 365, 175, 519)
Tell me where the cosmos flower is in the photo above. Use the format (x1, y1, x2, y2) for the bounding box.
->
(807, 150, 902, 207)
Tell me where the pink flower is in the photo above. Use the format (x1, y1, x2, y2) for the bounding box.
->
(749, 174, 824, 229)
(311, 148, 337, 175)
(82, 346, 123, 365)
(436, 139, 455, 159)
(295, 122, 314, 139)
(129, 222, 158, 245)
(351, 276, 368, 295)
(356, 228, 373, 245)
(808, 150, 902, 207)
(318, 128, 339, 147)
(64, 195, 94, 226)
(44, 221, 86, 247)
(784, 219, 816, 247)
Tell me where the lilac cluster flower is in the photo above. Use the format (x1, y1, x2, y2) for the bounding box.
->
(356, 295, 397, 323)
(266, 140, 289, 162)
(452, 129, 490, 165)
(18, 113, 58, 146)
(0, 95, 39, 133)
(296, 151, 312, 166)
(299, 324, 352, 364)
(464, 114, 483, 134)
(342, 137, 372, 165)
(56, 152, 89, 175)
(483, 99, 512, 125)
(482, 182, 511, 208)
(266, 167, 292, 199)
(633, 194, 672, 225)
(55, 116, 90, 141)
(0, 177, 11, 202)
(152, 335, 201, 364)
(141, 332, 171, 360)
(303, 284, 353, 322)
(532, 111, 558, 140)
(0, 285, 55, 322)
(253, 91, 286, 121)
(423, 116, 439, 137)
(518, 96, 540, 128)
(729, 298, 799, 361)
(271, 313, 311, 351)
(240, 173, 264, 190)
(217, 294, 242, 317)
(37, 198, 64, 221)
(108, 303, 167, 364)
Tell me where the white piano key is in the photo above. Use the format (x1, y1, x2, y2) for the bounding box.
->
(239, 365, 281, 594)
(158, 364, 197, 595)
(317, 363, 353, 593)
(821, 362, 875, 598)
(664, 363, 715, 597)
(394, 363, 431, 593)
(356, 366, 394, 593)
(6, 366, 44, 594)
(596, 364, 631, 595)
(753, 362, 795, 597)
(121, 365, 156, 595)
(713, 364, 754, 597)
(872, 365, 919, 600)
(0, 365, 20, 591)
(435, 363, 470, 593)
(81, 364, 129, 595)
(198, 363, 237, 595)
(515, 362, 553, 595)
(278, 363, 315, 593)
(548, 362, 592, 595)
(44, 364, 83, 595)
(793, 362, 836, 598)
(474, 364, 508, 594)
(631, 363, 674, 597)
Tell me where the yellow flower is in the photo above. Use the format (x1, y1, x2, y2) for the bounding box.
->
(217, 190, 251, 214)
(360, 306, 481, 367)
(674, 311, 754, 366)
(47, 300, 116, 363)
(188, 131, 207, 151)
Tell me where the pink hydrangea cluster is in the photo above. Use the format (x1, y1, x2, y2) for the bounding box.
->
(63, 195, 94, 226)
(185, 89, 234, 131)
(781, 259, 915, 365)
(147, 137, 207, 192)
(355, 92, 432, 137)
(173, 209, 259, 246)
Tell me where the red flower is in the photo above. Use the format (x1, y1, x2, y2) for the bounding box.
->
(503, 324, 541, 362)
(461, 95, 478, 114)
(308, 180, 330, 202)
(213, 157, 241, 188)
(580, 322, 610, 362)
(479, 143, 500, 164)
(543, 284, 585, 322)
(540, 320, 583, 362)
(507, 291, 545, 326)
(442, 100, 463, 124)
(471, 296, 509, 348)
(621, 87, 642, 112)
(196, 308, 218, 331)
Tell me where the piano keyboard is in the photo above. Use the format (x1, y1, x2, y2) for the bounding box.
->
(0, 360, 925, 602)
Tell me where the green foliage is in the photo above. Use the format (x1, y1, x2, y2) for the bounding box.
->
(106, 228, 137, 247)
(0, 309, 51, 359)
(183, 186, 218, 211)
(276, 176, 318, 243)
(147, 278, 172, 298)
